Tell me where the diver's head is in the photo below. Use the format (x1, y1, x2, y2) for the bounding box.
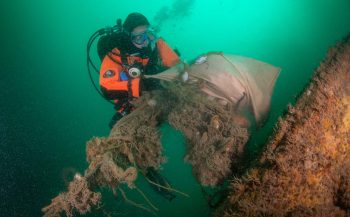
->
(123, 12, 155, 49)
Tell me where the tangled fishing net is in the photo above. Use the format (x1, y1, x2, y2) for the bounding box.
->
(42, 53, 280, 216)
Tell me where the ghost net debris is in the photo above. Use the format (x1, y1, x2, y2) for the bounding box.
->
(149, 52, 280, 186)
(168, 84, 250, 186)
(42, 51, 281, 216)
(42, 91, 171, 216)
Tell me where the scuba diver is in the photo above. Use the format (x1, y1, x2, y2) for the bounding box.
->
(97, 12, 180, 127)
(87, 12, 179, 201)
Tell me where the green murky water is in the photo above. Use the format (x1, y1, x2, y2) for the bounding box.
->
(1, 0, 350, 216)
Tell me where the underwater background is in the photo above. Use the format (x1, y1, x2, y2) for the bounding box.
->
(1, 0, 350, 216)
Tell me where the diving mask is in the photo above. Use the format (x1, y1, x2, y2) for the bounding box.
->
(130, 27, 156, 46)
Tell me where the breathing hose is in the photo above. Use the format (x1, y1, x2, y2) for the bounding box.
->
(86, 19, 122, 105)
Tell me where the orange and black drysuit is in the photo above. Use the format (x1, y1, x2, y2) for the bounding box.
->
(98, 32, 179, 117)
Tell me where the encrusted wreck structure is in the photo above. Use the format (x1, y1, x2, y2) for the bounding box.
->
(214, 36, 350, 217)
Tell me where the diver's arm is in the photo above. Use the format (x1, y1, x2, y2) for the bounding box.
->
(156, 38, 180, 68)
(143, 62, 188, 82)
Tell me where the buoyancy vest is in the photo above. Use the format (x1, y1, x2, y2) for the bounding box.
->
(99, 38, 180, 100)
